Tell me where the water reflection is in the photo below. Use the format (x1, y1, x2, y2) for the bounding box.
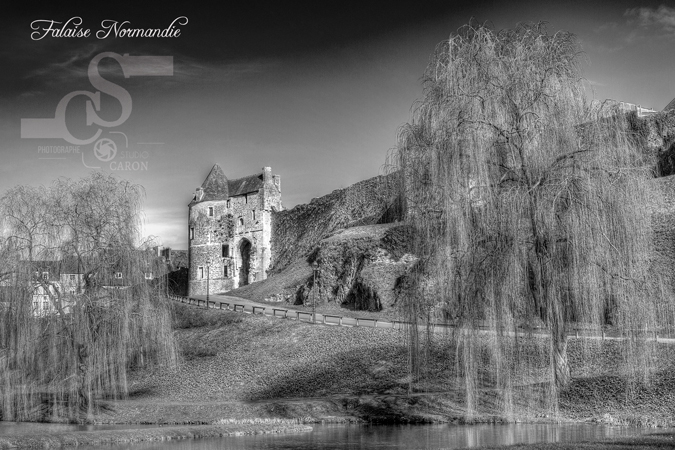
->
(0, 422, 156, 435)
(61, 423, 651, 450)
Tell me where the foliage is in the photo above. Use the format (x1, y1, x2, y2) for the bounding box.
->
(172, 302, 243, 329)
(0, 173, 178, 421)
(387, 21, 671, 419)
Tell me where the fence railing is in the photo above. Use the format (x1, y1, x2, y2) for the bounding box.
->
(166, 294, 673, 340)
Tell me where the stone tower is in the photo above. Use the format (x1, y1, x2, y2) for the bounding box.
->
(188, 165, 282, 296)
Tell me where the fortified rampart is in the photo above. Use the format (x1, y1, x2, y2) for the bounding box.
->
(269, 173, 401, 274)
(196, 111, 675, 311)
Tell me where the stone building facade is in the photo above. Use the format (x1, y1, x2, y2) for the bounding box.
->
(188, 165, 282, 296)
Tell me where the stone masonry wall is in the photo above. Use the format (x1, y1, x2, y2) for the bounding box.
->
(188, 199, 238, 296)
(188, 168, 282, 296)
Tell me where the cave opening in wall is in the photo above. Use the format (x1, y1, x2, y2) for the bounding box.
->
(657, 141, 675, 177)
(239, 239, 251, 286)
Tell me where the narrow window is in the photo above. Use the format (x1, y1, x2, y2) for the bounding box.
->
(208, 206, 214, 217)
(245, 194, 248, 204)
(238, 217, 244, 227)
(222, 244, 229, 257)
(224, 266, 228, 277)
(226, 199, 231, 208)
(190, 227, 194, 240)
(198, 266, 204, 279)
(252, 210, 256, 220)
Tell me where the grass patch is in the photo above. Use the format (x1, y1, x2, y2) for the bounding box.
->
(172, 302, 243, 329)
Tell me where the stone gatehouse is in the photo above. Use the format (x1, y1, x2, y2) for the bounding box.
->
(188, 164, 282, 296)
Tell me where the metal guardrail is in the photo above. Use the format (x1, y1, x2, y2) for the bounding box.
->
(166, 294, 672, 340)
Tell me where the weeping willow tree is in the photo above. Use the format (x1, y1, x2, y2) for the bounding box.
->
(388, 22, 671, 418)
(0, 173, 178, 421)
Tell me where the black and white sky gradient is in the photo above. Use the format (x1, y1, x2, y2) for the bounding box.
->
(2, 1, 675, 248)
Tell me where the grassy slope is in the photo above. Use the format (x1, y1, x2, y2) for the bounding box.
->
(225, 258, 313, 302)
(227, 223, 410, 321)
(94, 303, 675, 429)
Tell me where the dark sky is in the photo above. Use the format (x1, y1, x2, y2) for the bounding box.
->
(2, 0, 675, 248)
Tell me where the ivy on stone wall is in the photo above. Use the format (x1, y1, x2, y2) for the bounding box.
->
(625, 110, 675, 176)
(214, 214, 234, 240)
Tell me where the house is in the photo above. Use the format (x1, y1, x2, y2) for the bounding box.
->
(603, 98, 657, 117)
(187, 165, 282, 296)
(101, 250, 169, 289)
(154, 246, 188, 272)
(30, 259, 82, 316)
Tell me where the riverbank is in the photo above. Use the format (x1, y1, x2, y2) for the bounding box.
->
(82, 304, 675, 428)
(0, 422, 312, 449)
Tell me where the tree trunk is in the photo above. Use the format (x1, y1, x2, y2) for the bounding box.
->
(552, 329, 570, 389)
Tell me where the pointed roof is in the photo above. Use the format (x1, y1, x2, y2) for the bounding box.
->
(198, 164, 229, 202)
(664, 97, 675, 112)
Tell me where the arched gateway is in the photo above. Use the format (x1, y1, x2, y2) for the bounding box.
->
(239, 239, 252, 287)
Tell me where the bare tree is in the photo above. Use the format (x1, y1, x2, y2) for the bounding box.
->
(1, 185, 54, 262)
(0, 173, 177, 421)
(388, 22, 670, 418)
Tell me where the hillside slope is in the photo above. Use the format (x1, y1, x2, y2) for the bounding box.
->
(228, 223, 414, 316)
(270, 173, 401, 273)
(94, 304, 675, 427)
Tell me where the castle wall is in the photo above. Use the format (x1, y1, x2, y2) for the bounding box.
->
(188, 199, 234, 296)
(269, 173, 400, 274)
(188, 167, 282, 296)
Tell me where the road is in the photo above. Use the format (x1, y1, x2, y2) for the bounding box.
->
(180, 293, 675, 343)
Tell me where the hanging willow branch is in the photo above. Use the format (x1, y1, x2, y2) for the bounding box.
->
(0, 173, 178, 421)
(386, 21, 672, 420)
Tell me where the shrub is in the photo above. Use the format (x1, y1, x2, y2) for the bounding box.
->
(172, 303, 243, 329)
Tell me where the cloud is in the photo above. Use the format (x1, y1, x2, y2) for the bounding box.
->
(171, 57, 281, 82)
(594, 22, 618, 34)
(582, 41, 624, 54)
(22, 43, 108, 91)
(585, 79, 606, 88)
(142, 206, 186, 248)
(18, 90, 46, 98)
(21, 44, 280, 94)
(625, 5, 675, 34)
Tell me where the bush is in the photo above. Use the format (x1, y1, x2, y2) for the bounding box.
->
(172, 303, 243, 329)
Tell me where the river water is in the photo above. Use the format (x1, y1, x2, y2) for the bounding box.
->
(0, 422, 156, 434)
(0, 422, 659, 449)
